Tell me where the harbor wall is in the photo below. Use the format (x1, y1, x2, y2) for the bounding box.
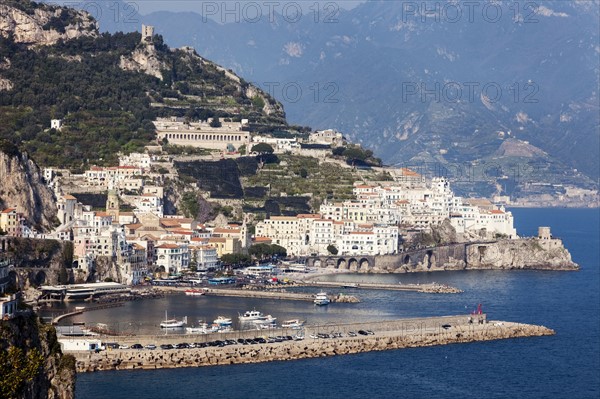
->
(309, 238, 579, 273)
(71, 316, 554, 373)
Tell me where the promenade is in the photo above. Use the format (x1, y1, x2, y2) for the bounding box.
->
(69, 315, 554, 372)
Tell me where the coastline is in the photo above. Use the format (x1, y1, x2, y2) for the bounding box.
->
(70, 315, 554, 373)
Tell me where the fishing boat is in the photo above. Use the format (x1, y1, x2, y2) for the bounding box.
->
(314, 292, 330, 306)
(160, 311, 187, 329)
(281, 319, 305, 329)
(184, 289, 205, 296)
(239, 309, 269, 322)
(185, 322, 219, 334)
(213, 316, 233, 326)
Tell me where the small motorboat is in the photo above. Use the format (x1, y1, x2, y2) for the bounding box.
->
(281, 319, 305, 329)
(314, 292, 330, 306)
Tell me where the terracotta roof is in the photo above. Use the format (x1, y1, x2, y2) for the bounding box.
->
(355, 185, 374, 189)
(490, 210, 505, 214)
(191, 237, 209, 243)
(213, 228, 241, 234)
(63, 194, 77, 200)
(209, 237, 226, 243)
(297, 214, 321, 218)
(399, 168, 421, 177)
(95, 212, 110, 217)
(254, 236, 272, 242)
(125, 223, 142, 230)
(1, 208, 16, 213)
(349, 231, 374, 235)
(132, 243, 145, 250)
(156, 244, 179, 249)
(160, 220, 181, 227)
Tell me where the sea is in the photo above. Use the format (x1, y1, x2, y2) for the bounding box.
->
(72, 208, 599, 399)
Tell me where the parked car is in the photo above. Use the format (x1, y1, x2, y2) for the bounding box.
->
(144, 344, 157, 350)
(130, 344, 143, 349)
(358, 330, 368, 336)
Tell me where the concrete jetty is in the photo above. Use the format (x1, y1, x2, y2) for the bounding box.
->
(69, 315, 554, 373)
(300, 281, 463, 294)
(154, 286, 361, 303)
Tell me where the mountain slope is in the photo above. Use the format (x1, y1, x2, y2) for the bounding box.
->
(0, 0, 286, 169)
(133, 0, 599, 193)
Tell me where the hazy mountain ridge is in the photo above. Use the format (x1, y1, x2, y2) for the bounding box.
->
(108, 0, 599, 196)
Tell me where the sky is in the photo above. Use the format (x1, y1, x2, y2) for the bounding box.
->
(55, 0, 366, 16)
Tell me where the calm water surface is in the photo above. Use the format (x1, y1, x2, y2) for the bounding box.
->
(75, 208, 600, 399)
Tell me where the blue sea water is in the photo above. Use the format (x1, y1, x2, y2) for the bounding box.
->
(75, 208, 600, 399)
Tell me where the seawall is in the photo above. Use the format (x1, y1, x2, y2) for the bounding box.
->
(70, 315, 554, 373)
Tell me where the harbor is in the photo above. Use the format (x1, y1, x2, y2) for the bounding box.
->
(153, 286, 360, 303)
(68, 314, 555, 373)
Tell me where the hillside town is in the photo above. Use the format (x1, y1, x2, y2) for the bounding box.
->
(1, 127, 518, 286)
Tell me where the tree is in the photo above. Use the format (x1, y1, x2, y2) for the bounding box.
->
(0, 347, 44, 399)
(251, 143, 274, 154)
(299, 168, 308, 178)
(327, 244, 338, 255)
(209, 118, 222, 128)
(332, 146, 346, 156)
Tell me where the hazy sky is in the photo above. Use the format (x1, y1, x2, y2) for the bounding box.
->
(105, 0, 366, 15)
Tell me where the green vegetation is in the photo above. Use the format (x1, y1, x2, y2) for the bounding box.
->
(327, 244, 338, 255)
(220, 253, 251, 266)
(0, 2, 287, 169)
(248, 243, 287, 259)
(251, 143, 274, 154)
(0, 346, 44, 399)
(179, 192, 200, 219)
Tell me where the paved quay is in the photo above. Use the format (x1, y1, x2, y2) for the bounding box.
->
(69, 315, 554, 372)
(299, 281, 463, 293)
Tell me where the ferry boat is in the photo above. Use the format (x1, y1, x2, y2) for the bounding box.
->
(213, 316, 233, 326)
(239, 309, 269, 322)
(184, 289, 205, 297)
(314, 292, 330, 306)
(160, 311, 187, 329)
(281, 319, 305, 329)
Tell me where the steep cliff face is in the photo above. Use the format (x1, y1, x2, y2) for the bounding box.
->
(0, 142, 57, 231)
(0, 314, 76, 399)
(465, 239, 578, 270)
(0, 1, 96, 47)
(119, 44, 166, 80)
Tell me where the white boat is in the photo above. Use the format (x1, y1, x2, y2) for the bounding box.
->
(213, 316, 233, 326)
(281, 319, 305, 328)
(239, 309, 269, 322)
(185, 322, 219, 334)
(184, 289, 205, 296)
(252, 315, 277, 325)
(314, 292, 330, 306)
(160, 311, 187, 328)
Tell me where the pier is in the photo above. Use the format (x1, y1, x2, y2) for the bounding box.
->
(67, 314, 555, 372)
(300, 281, 463, 293)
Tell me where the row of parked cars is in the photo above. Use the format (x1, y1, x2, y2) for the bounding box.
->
(307, 329, 375, 339)
(108, 330, 377, 351)
(109, 335, 305, 351)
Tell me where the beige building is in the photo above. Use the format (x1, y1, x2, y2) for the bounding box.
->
(155, 118, 250, 151)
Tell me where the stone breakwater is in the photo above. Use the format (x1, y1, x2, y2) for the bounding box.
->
(71, 316, 554, 373)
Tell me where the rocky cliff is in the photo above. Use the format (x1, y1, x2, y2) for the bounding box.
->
(465, 238, 578, 271)
(0, 0, 96, 47)
(373, 238, 578, 273)
(0, 141, 57, 231)
(0, 313, 76, 399)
